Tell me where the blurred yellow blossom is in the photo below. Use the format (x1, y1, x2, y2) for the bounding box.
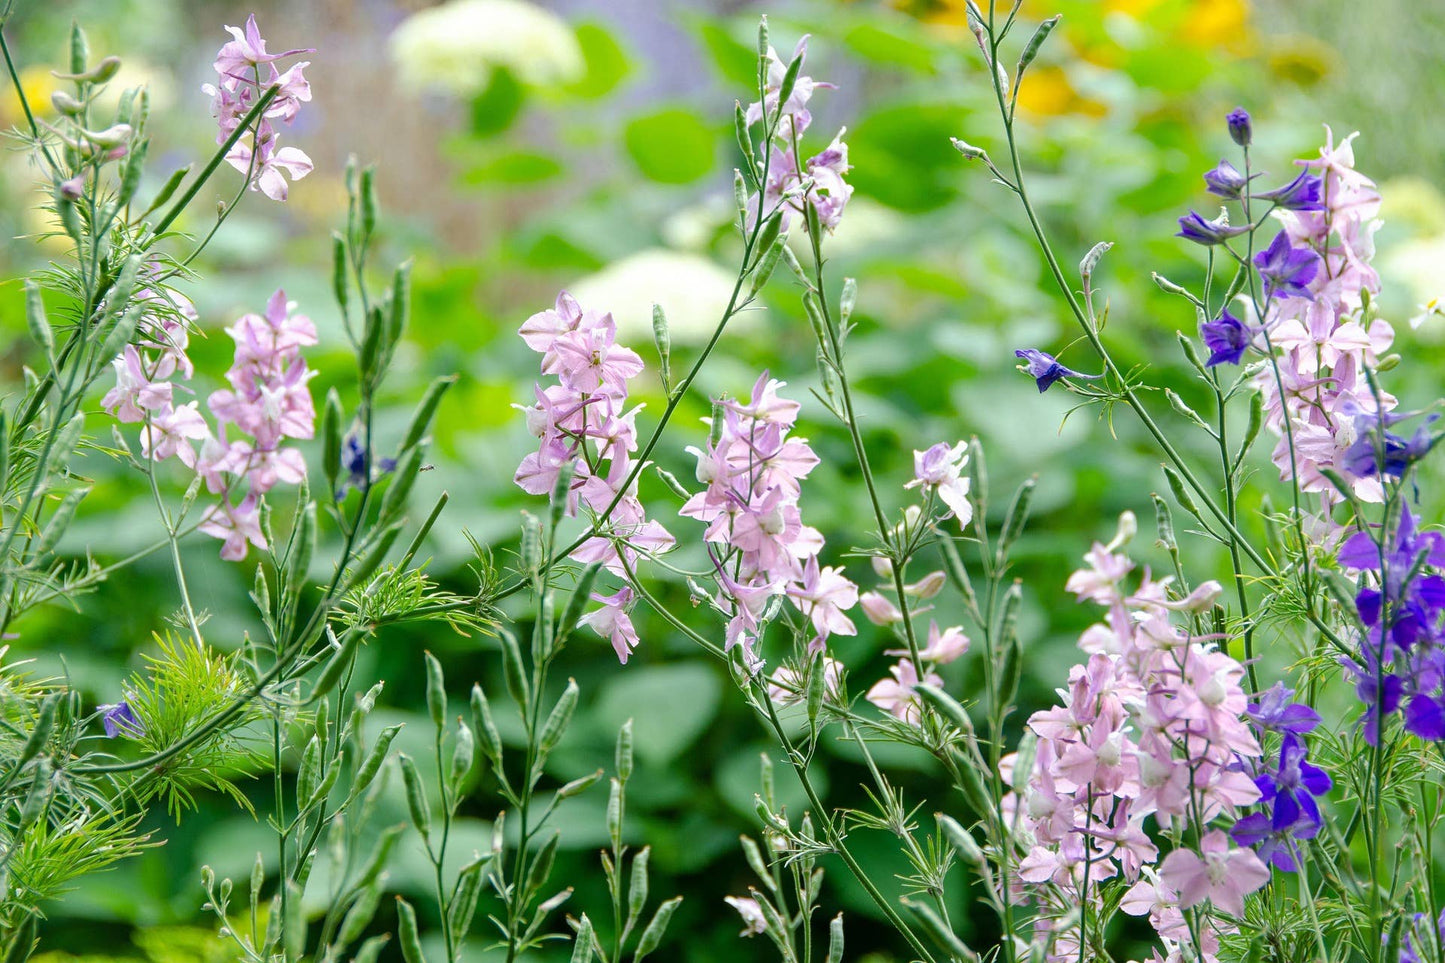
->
(0, 64, 57, 128)
(390, 0, 584, 97)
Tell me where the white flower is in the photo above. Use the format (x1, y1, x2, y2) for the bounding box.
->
(569, 249, 752, 344)
(390, 0, 584, 96)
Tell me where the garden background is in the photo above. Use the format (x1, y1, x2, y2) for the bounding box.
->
(2, 0, 1445, 959)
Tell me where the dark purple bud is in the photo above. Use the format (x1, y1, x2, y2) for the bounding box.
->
(1176, 210, 1251, 246)
(1013, 348, 1103, 393)
(1227, 107, 1252, 147)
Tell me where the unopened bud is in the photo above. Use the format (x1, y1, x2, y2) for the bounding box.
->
(905, 570, 946, 599)
(59, 175, 84, 200)
(870, 556, 893, 578)
(1226, 106, 1252, 147)
(50, 91, 85, 115)
(1105, 510, 1137, 550)
(860, 591, 902, 626)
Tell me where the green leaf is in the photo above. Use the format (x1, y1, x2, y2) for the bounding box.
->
(696, 21, 759, 89)
(463, 150, 564, 186)
(623, 108, 718, 185)
(593, 663, 721, 765)
(843, 22, 936, 72)
(565, 23, 629, 98)
(470, 67, 525, 137)
(848, 103, 967, 212)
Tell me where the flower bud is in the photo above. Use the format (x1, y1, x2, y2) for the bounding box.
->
(1226, 107, 1251, 147)
(871, 555, 893, 578)
(59, 175, 84, 200)
(905, 570, 946, 600)
(50, 91, 85, 116)
(860, 591, 902, 626)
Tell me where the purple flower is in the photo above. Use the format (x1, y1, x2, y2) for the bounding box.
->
(1400, 910, 1445, 963)
(1199, 307, 1253, 366)
(1230, 732, 1330, 870)
(1013, 349, 1102, 393)
(100, 701, 143, 738)
(1341, 411, 1439, 480)
(1253, 230, 1321, 299)
(1203, 160, 1251, 199)
(1246, 683, 1321, 734)
(1176, 210, 1251, 246)
(1253, 171, 1324, 212)
(338, 432, 398, 498)
(1227, 107, 1252, 147)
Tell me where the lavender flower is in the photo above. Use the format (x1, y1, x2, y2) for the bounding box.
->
(1253, 230, 1320, 299)
(1247, 683, 1321, 734)
(1014, 349, 1102, 393)
(1199, 308, 1253, 366)
(1341, 411, 1439, 479)
(1176, 210, 1250, 246)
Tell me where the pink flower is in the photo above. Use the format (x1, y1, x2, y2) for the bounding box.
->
(578, 587, 640, 664)
(906, 441, 973, 528)
(1157, 830, 1269, 917)
(199, 492, 268, 561)
(865, 659, 943, 725)
(102, 346, 174, 423)
(768, 656, 843, 706)
(213, 15, 310, 78)
(140, 402, 209, 467)
(723, 896, 767, 937)
(786, 556, 859, 651)
(226, 133, 313, 201)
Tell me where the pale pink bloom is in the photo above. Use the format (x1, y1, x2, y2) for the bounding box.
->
(786, 556, 858, 651)
(865, 659, 943, 725)
(1157, 830, 1269, 917)
(140, 402, 209, 467)
(102, 346, 174, 423)
(906, 441, 973, 528)
(723, 896, 767, 937)
(199, 492, 268, 561)
(578, 587, 640, 664)
(263, 61, 312, 123)
(227, 136, 313, 201)
(214, 15, 311, 78)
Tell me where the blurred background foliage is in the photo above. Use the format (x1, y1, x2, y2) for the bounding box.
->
(2, 0, 1445, 959)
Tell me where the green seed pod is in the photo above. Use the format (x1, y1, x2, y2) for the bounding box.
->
(310, 628, 364, 704)
(377, 447, 421, 523)
(25, 281, 53, 356)
(748, 232, 787, 298)
(331, 232, 350, 315)
(395, 897, 427, 963)
(607, 777, 623, 845)
(19, 696, 57, 768)
(733, 101, 755, 164)
(499, 627, 530, 708)
(839, 277, 858, 326)
(387, 260, 412, 348)
(539, 679, 579, 755)
(627, 846, 650, 932)
(914, 683, 971, 733)
(450, 721, 474, 788)
(803, 291, 828, 345)
(524, 831, 561, 899)
(548, 461, 575, 533)
(1016, 14, 1061, 75)
(337, 877, 383, 944)
(322, 390, 343, 497)
(615, 717, 633, 783)
(1079, 240, 1113, 282)
(400, 375, 456, 452)
(826, 913, 845, 963)
(359, 166, 378, 243)
(296, 735, 321, 808)
(520, 512, 542, 574)
(117, 135, 148, 208)
(776, 54, 803, 114)
(755, 16, 770, 61)
(398, 753, 431, 838)
(470, 684, 502, 764)
(1162, 465, 1204, 522)
(652, 303, 671, 388)
(69, 22, 90, 76)
(906, 899, 974, 959)
(937, 813, 986, 867)
(34, 486, 88, 556)
(348, 725, 402, 802)
(556, 769, 603, 798)
(739, 835, 774, 891)
(570, 914, 595, 963)
(18, 758, 52, 829)
(996, 475, 1036, 562)
(633, 897, 683, 962)
(448, 855, 486, 939)
(424, 651, 446, 728)
(352, 935, 389, 963)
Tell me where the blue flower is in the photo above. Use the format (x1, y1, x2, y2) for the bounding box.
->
(1253, 230, 1321, 299)
(1199, 307, 1253, 366)
(1227, 107, 1252, 147)
(1176, 210, 1251, 246)
(1013, 349, 1102, 393)
(100, 701, 143, 739)
(1253, 170, 1324, 212)
(1230, 732, 1330, 871)
(1341, 411, 1439, 480)
(1246, 682, 1321, 734)
(338, 433, 398, 498)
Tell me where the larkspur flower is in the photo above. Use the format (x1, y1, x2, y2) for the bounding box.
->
(1158, 830, 1269, 917)
(1254, 170, 1324, 211)
(1253, 230, 1320, 300)
(1176, 209, 1250, 246)
(578, 587, 640, 664)
(100, 701, 142, 738)
(1203, 159, 1251, 199)
(1246, 683, 1321, 734)
(1199, 307, 1253, 366)
(905, 441, 973, 528)
(1014, 348, 1102, 393)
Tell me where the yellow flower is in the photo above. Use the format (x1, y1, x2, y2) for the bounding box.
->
(0, 64, 58, 128)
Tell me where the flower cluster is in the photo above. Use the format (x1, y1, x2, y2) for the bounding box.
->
(1340, 505, 1445, 743)
(1229, 683, 1330, 870)
(204, 15, 314, 201)
(746, 36, 853, 233)
(1184, 113, 1396, 521)
(103, 287, 317, 560)
(681, 373, 856, 671)
(1005, 514, 1268, 963)
(513, 292, 674, 663)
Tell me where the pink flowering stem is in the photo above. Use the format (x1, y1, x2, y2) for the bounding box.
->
(147, 82, 280, 239)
